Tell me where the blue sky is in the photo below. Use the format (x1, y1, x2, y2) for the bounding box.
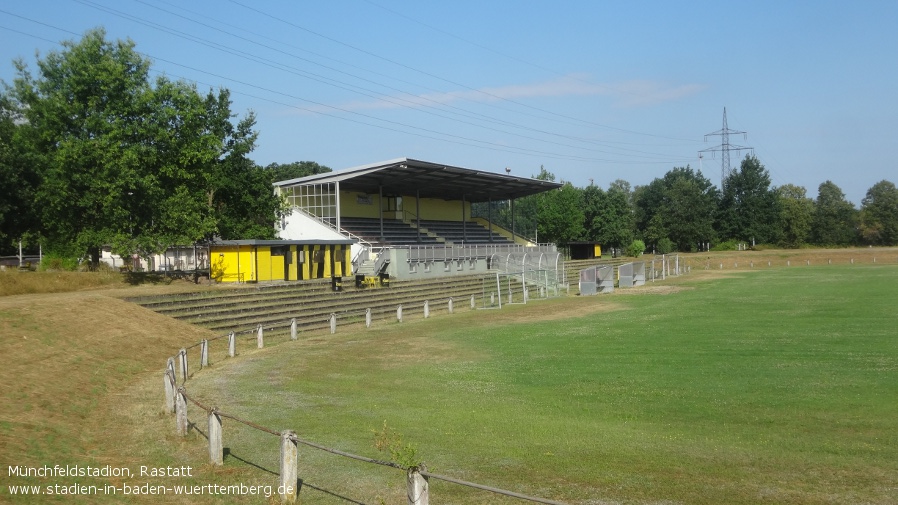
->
(2, 0, 896, 205)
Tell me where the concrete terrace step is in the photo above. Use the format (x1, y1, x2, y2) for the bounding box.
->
(130, 274, 494, 334)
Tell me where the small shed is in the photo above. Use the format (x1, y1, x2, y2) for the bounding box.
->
(210, 239, 354, 283)
(569, 242, 602, 260)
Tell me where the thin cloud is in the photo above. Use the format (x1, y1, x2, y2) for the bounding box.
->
(296, 74, 705, 115)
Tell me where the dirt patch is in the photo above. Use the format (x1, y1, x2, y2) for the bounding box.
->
(611, 284, 689, 295)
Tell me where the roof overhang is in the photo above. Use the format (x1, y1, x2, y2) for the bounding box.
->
(212, 239, 355, 246)
(273, 158, 562, 202)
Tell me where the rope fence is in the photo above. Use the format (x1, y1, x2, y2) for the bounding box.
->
(162, 295, 573, 505)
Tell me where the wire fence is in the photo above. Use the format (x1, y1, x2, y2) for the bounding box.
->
(162, 295, 571, 505)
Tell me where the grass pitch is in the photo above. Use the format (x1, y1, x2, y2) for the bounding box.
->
(1, 254, 896, 504)
(183, 264, 898, 504)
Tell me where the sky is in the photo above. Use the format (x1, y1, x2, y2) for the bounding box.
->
(1, 0, 896, 205)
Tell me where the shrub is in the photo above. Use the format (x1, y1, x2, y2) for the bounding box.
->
(711, 240, 739, 251)
(626, 239, 646, 257)
(656, 237, 676, 254)
(38, 255, 80, 271)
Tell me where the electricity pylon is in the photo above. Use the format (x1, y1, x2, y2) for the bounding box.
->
(700, 108, 753, 189)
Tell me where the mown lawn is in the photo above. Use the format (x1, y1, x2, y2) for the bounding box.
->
(183, 265, 898, 504)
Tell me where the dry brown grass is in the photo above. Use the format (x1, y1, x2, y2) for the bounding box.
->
(0, 289, 224, 503)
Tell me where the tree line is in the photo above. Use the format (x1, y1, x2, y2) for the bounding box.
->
(478, 158, 898, 253)
(0, 29, 330, 262)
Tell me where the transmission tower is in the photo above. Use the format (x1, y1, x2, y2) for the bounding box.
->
(700, 107, 752, 188)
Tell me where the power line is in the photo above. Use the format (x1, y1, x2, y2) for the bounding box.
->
(226, 0, 700, 143)
(71, 1, 698, 163)
(1, 5, 697, 166)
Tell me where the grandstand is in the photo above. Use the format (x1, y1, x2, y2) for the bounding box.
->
(274, 158, 563, 285)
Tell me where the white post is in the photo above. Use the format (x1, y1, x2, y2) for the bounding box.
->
(423, 300, 429, 318)
(200, 339, 209, 368)
(175, 387, 188, 436)
(280, 431, 298, 504)
(407, 468, 429, 505)
(228, 331, 236, 358)
(290, 318, 297, 341)
(365, 308, 372, 328)
(807, 259, 810, 266)
(179, 348, 188, 382)
(470, 295, 475, 309)
(397, 305, 403, 323)
(208, 409, 223, 465)
(330, 313, 337, 334)
(675, 255, 679, 275)
(787, 260, 791, 266)
(448, 298, 453, 314)
(163, 358, 175, 413)
(257, 325, 264, 349)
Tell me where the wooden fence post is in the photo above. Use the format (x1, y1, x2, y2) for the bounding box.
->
(365, 308, 372, 328)
(423, 300, 429, 318)
(257, 325, 264, 349)
(280, 431, 299, 504)
(448, 298, 453, 314)
(290, 318, 297, 341)
(179, 348, 188, 382)
(228, 331, 236, 358)
(407, 468, 429, 505)
(208, 408, 223, 465)
(175, 387, 188, 436)
(330, 313, 336, 334)
(201, 339, 209, 368)
(397, 305, 403, 323)
(163, 357, 175, 413)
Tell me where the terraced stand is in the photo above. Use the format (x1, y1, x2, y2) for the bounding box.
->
(127, 275, 491, 338)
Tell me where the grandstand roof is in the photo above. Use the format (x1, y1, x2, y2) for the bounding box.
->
(272, 157, 562, 202)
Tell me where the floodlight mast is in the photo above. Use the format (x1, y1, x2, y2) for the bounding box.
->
(700, 108, 753, 189)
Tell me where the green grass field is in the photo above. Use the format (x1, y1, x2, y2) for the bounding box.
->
(180, 265, 898, 504)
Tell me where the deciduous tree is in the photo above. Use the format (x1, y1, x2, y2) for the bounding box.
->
(717, 155, 780, 245)
(811, 181, 857, 246)
(859, 180, 898, 245)
(776, 184, 814, 248)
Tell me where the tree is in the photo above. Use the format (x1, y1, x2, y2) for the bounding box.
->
(0, 95, 41, 254)
(582, 180, 634, 250)
(537, 181, 584, 245)
(811, 181, 857, 246)
(634, 166, 718, 252)
(776, 184, 814, 248)
(264, 161, 332, 184)
(4, 28, 281, 263)
(859, 180, 898, 245)
(717, 155, 780, 245)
